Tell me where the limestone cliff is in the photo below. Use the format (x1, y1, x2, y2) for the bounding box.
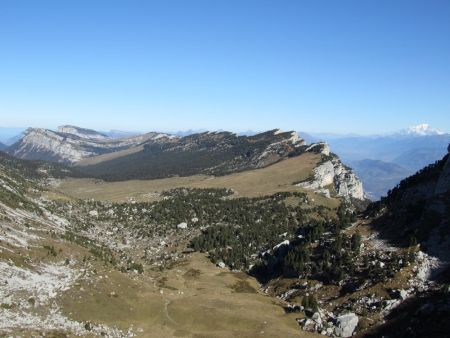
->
(298, 144, 365, 201)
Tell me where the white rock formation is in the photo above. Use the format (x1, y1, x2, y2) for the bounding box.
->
(334, 313, 359, 337)
(305, 142, 330, 156)
(273, 240, 290, 251)
(297, 155, 365, 201)
(177, 222, 188, 229)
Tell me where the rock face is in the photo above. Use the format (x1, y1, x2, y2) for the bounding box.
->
(304, 142, 330, 156)
(8, 127, 174, 164)
(296, 151, 365, 201)
(334, 313, 359, 337)
(366, 143, 450, 260)
(435, 144, 450, 194)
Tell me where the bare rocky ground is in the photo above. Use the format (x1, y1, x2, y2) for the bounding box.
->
(0, 202, 133, 337)
(262, 221, 446, 337)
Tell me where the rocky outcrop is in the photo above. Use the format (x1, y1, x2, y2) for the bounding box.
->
(334, 313, 359, 337)
(297, 148, 365, 201)
(304, 142, 330, 156)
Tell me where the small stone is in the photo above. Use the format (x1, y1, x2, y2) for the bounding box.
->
(217, 261, 226, 269)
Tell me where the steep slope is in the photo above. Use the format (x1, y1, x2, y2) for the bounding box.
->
(365, 144, 450, 259)
(0, 142, 5, 151)
(356, 144, 450, 337)
(293, 144, 366, 203)
(8, 127, 175, 164)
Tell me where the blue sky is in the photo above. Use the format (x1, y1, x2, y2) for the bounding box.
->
(1, 0, 449, 134)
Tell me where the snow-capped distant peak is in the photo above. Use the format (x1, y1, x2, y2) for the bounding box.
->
(404, 124, 445, 136)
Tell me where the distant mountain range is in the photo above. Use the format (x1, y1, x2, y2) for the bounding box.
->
(306, 124, 450, 199)
(7, 126, 175, 164)
(349, 159, 411, 200)
(3, 123, 449, 200)
(2, 125, 367, 202)
(0, 127, 26, 145)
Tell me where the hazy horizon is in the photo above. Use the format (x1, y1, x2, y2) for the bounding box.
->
(0, 122, 447, 139)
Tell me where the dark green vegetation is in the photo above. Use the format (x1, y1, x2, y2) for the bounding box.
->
(364, 286, 450, 338)
(49, 188, 334, 272)
(0, 151, 80, 181)
(77, 130, 305, 181)
(49, 186, 410, 295)
(366, 154, 450, 250)
(0, 151, 81, 211)
(192, 197, 412, 290)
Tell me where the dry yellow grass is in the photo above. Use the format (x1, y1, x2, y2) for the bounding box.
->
(55, 153, 332, 204)
(61, 253, 317, 338)
(76, 145, 145, 166)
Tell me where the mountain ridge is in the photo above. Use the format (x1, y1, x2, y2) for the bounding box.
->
(7, 127, 175, 164)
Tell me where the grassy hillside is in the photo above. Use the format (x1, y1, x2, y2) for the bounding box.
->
(55, 152, 339, 209)
(75, 130, 304, 181)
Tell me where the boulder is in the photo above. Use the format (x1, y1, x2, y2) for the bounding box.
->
(399, 289, 408, 300)
(177, 222, 188, 229)
(334, 313, 358, 337)
(312, 312, 322, 327)
(217, 261, 226, 269)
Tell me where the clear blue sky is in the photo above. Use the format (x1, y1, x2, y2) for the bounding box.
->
(1, 0, 449, 134)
